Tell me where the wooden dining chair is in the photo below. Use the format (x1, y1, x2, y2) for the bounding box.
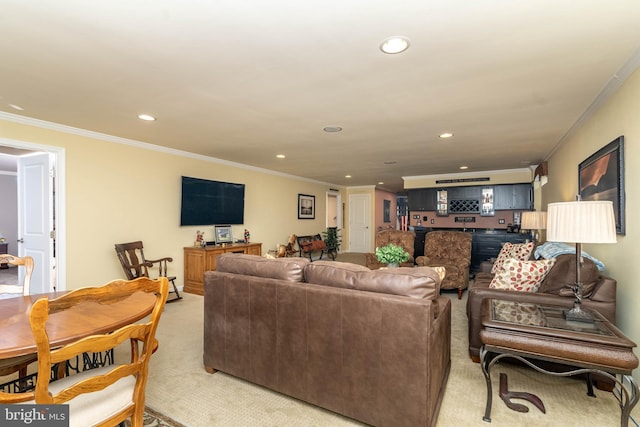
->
(26, 277, 168, 426)
(115, 241, 182, 302)
(0, 254, 37, 389)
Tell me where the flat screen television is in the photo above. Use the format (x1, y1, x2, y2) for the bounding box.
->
(180, 176, 245, 226)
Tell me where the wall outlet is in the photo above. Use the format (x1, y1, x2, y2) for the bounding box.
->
(499, 219, 505, 224)
(413, 215, 420, 219)
(431, 219, 435, 224)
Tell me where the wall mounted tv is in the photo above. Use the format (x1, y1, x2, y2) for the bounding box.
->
(180, 176, 245, 226)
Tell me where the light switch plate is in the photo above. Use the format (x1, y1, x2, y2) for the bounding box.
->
(499, 219, 505, 224)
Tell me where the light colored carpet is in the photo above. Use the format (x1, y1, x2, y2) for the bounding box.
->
(132, 254, 639, 427)
(0, 267, 19, 286)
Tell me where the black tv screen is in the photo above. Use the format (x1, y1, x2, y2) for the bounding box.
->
(180, 176, 245, 226)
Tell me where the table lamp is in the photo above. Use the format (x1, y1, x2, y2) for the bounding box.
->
(520, 211, 547, 243)
(546, 200, 616, 322)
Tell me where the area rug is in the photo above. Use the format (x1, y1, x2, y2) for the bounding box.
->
(124, 406, 187, 427)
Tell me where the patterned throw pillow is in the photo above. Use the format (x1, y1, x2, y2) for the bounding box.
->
(489, 258, 557, 293)
(490, 241, 536, 274)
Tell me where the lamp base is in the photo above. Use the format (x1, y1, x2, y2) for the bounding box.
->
(563, 307, 594, 323)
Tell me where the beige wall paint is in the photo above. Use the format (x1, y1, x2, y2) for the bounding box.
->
(0, 118, 345, 289)
(543, 67, 640, 381)
(374, 188, 397, 231)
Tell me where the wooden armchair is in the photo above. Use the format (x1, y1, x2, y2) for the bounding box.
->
(115, 241, 182, 302)
(415, 231, 472, 299)
(365, 229, 416, 269)
(25, 277, 168, 425)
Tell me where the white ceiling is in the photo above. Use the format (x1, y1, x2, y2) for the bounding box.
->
(1, 1, 640, 191)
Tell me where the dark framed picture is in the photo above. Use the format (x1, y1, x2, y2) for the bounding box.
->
(579, 136, 625, 234)
(383, 200, 391, 223)
(214, 225, 233, 243)
(298, 194, 315, 219)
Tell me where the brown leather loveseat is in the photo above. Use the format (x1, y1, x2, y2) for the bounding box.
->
(466, 253, 617, 362)
(204, 254, 451, 427)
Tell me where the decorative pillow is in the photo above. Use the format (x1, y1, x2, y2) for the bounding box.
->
(492, 300, 546, 326)
(490, 241, 535, 274)
(489, 258, 557, 293)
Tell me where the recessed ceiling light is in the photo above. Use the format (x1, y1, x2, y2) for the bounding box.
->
(345, 175, 352, 178)
(378, 181, 384, 185)
(276, 154, 286, 159)
(459, 165, 469, 170)
(323, 126, 343, 132)
(380, 36, 411, 54)
(138, 114, 156, 121)
(8, 104, 24, 111)
(439, 132, 454, 139)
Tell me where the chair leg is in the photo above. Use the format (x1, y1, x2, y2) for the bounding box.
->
(458, 288, 463, 299)
(167, 278, 182, 302)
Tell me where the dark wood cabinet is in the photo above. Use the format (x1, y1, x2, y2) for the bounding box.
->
(408, 189, 437, 211)
(0, 243, 7, 269)
(410, 183, 532, 212)
(493, 183, 532, 210)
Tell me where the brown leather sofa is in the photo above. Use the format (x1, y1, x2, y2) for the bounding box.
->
(466, 253, 617, 362)
(365, 228, 416, 269)
(204, 254, 451, 427)
(415, 231, 472, 299)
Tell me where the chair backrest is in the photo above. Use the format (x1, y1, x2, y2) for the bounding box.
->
(375, 229, 416, 258)
(115, 241, 150, 280)
(0, 254, 34, 297)
(29, 277, 168, 424)
(424, 231, 472, 261)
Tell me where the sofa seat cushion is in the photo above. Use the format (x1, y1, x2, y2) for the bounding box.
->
(489, 258, 556, 292)
(491, 241, 535, 274)
(217, 253, 308, 282)
(305, 261, 441, 300)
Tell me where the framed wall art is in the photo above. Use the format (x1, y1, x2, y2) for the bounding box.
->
(578, 135, 625, 234)
(383, 199, 391, 223)
(298, 194, 315, 219)
(214, 225, 233, 243)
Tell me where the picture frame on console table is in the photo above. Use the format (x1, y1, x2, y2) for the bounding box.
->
(298, 194, 315, 219)
(578, 136, 625, 234)
(214, 225, 233, 244)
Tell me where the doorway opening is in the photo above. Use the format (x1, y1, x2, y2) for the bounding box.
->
(0, 139, 65, 292)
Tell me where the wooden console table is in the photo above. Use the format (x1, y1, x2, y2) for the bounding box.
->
(183, 243, 262, 295)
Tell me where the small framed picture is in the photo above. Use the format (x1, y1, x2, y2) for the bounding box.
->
(298, 194, 315, 219)
(214, 225, 233, 244)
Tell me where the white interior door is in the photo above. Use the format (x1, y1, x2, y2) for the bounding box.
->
(349, 194, 371, 252)
(17, 152, 53, 294)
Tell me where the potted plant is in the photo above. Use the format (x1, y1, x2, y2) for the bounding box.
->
(375, 243, 410, 267)
(322, 227, 342, 260)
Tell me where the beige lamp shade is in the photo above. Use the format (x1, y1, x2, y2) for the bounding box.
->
(520, 211, 547, 230)
(546, 201, 616, 244)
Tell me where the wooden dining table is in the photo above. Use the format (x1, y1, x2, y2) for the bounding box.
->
(0, 291, 157, 361)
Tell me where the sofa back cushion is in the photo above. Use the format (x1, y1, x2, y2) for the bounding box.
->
(539, 253, 600, 297)
(216, 253, 308, 282)
(305, 261, 441, 300)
